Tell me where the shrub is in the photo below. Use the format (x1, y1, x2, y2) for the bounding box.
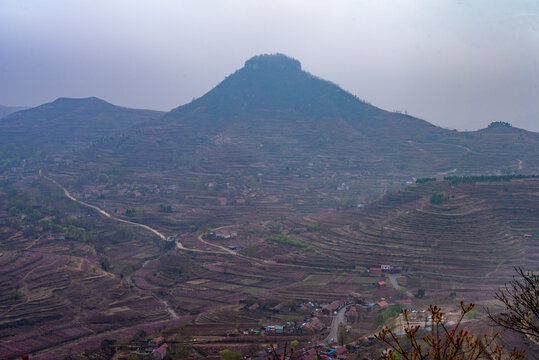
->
(219, 349, 241, 360)
(267, 233, 315, 251)
(429, 192, 444, 204)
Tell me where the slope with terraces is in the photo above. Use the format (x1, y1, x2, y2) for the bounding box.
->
(48, 54, 538, 231)
(282, 178, 538, 292)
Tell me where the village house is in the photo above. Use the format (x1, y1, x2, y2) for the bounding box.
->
(265, 325, 284, 335)
(151, 343, 168, 360)
(215, 230, 238, 239)
(345, 306, 359, 322)
(381, 264, 392, 272)
(322, 300, 344, 315)
(301, 316, 325, 332)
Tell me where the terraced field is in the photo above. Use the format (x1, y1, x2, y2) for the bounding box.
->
(283, 178, 539, 296)
(0, 180, 176, 359)
(1, 54, 538, 358)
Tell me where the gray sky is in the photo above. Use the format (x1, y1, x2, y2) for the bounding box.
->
(1, 0, 538, 131)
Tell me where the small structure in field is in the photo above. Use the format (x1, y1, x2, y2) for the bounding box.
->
(215, 230, 238, 239)
(381, 264, 392, 272)
(151, 343, 168, 360)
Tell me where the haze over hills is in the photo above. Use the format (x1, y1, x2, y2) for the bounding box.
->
(0, 97, 164, 170)
(0, 53, 538, 358)
(47, 54, 538, 217)
(84, 54, 536, 170)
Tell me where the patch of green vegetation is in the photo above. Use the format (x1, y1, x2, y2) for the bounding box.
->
(444, 174, 538, 185)
(488, 121, 512, 128)
(466, 309, 479, 320)
(220, 349, 241, 360)
(429, 192, 445, 204)
(376, 303, 402, 327)
(267, 233, 315, 251)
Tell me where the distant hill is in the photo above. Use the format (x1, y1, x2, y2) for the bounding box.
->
(0, 105, 27, 118)
(70, 54, 538, 201)
(0, 97, 164, 168)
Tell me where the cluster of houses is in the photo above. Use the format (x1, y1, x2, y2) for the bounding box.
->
(212, 230, 238, 239)
(299, 316, 325, 332)
(121, 336, 169, 360)
(77, 182, 179, 200)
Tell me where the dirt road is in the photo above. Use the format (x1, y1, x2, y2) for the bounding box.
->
(43, 173, 167, 239)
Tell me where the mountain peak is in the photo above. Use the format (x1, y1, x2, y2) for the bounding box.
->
(169, 53, 361, 117)
(51, 96, 111, 106)
(244, 53, 301, 72)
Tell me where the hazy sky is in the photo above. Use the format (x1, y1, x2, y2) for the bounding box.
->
(1, 0, 538, 131)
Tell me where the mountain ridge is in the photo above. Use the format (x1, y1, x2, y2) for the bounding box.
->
(0, 97, 165, 168)
(166, 54, 436, 137)
(0, 104, 28, 119)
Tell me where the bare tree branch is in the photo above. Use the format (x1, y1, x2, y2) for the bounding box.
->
(487, 267, 539, 343)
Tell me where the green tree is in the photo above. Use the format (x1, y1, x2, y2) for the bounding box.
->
(337, 322, 347, 346)
(219, 349, 241, 360)
(430, 192, 444, 204)
(416, 289, 425, 298)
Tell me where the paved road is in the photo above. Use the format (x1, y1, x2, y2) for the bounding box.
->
(322, 306, 347, 346)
